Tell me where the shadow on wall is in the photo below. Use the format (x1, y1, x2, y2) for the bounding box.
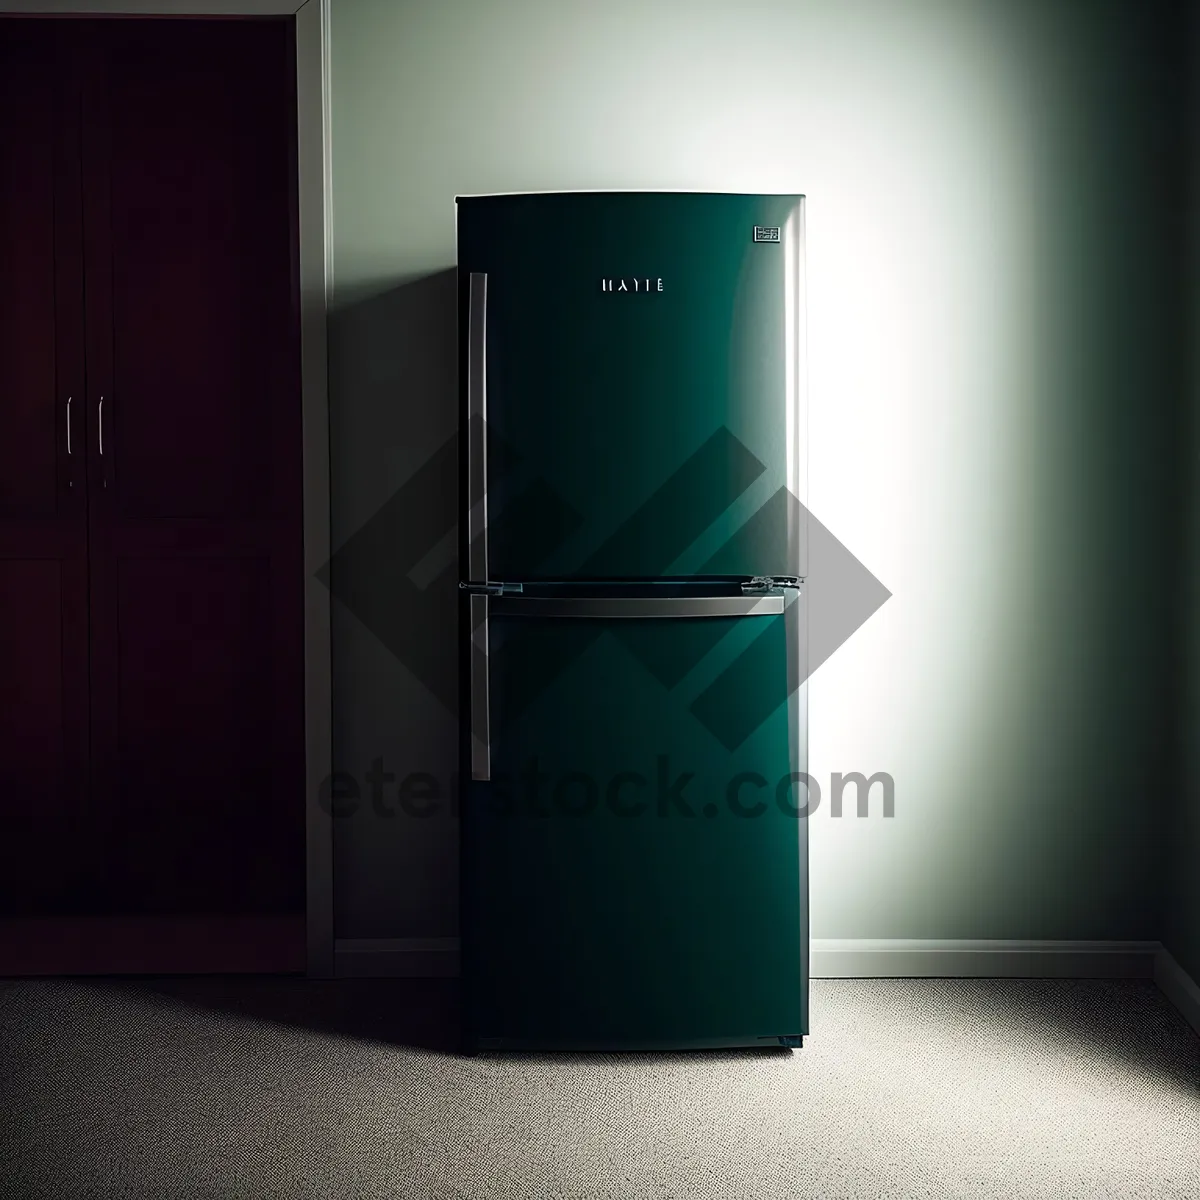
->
(323, 269, 463, 940)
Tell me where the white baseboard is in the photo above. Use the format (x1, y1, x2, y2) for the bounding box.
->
(333, 937, 459, 978)
(329, 935, 1200, 1034)
(1154, 946, 1200, 1036)
(811, 939, 1159, 980)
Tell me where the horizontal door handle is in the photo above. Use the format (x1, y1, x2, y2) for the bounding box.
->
(488, 595, 786, 619)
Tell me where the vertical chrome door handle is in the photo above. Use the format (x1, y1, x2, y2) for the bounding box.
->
(470, 593, 491, 781)
(66, 397, 72, 455)
(467, 272, 488, 582)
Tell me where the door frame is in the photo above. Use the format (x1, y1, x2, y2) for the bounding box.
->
(0, 0, 335, 976)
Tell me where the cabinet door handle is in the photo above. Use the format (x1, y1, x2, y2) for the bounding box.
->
(98, 396, 105, 455)
(66, 396, 72, 455)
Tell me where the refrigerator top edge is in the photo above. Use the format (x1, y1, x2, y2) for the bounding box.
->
(455, 190, 805, 202)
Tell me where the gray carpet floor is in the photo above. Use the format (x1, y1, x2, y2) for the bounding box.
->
(0, 977, 1196, 1199)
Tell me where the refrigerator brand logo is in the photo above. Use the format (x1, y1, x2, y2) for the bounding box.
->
(753, 226, 781, 243)
(600, 278, 664, 293)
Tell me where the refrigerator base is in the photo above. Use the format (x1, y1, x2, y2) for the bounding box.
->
(464, 1035, 804, 1053)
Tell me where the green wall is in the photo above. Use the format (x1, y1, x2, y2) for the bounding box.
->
(326, 0, 1188, 949)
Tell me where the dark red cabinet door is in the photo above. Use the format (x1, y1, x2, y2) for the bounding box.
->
(0, 24, 90, 915)
(81, 19, 305, 916)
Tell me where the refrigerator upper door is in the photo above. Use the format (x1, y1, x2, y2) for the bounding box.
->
(457, 192, 805, 583)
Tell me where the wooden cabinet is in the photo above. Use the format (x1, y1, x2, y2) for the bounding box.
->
(0, 18, 305, 964)
(0, 24, 90, 916)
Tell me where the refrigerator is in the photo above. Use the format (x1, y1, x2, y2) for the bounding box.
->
(457, 191, 808, 1052)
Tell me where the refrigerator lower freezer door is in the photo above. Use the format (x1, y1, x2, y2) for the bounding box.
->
(461, 591, 808, 1051)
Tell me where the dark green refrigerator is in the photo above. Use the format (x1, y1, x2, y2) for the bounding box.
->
(458, 191, 808, 1051)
